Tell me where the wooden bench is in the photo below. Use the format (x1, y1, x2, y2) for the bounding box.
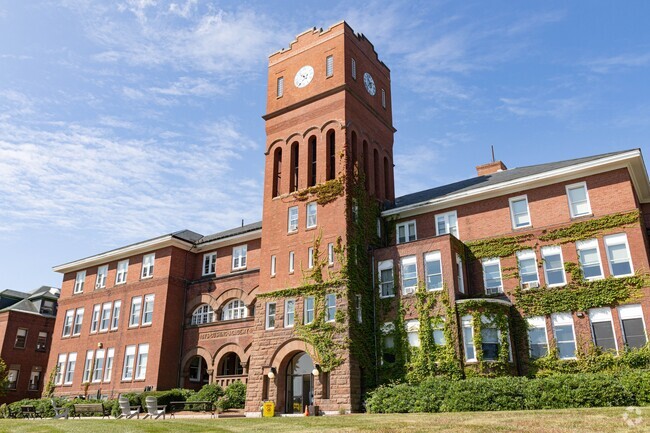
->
(73, 403, 109, 419)
(20, 405, 43, 419)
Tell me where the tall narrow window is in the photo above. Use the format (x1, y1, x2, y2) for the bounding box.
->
(142, 294, 154, 325)
(481, 318, 501, 361)
(122, 345, 136, 380)
(326, 55, 334, 77)
(482, 258, 503, 295)
(308, 136, 317, 187)
(72, 308, 84, 336)
(290, 141, 299, 192)
(351, 58, 357, 79)
(285, 299, 295, 327)
(306, 202, 317, 228)
(232, 245, 247, 270)
(135, 344, 148, 380)
(276, 76, 284, 98)
(373, 148, 380, 197)
(383, 157, 390, 199)
(328, 242, 334, 265)
(378, 260, 394, 298)
(64, 353, 77, 384)
(462, 316, 476, 361)
(351, 131, 358, 169)
(527, 316, 549, 359)
(83, 350, 93, 383)
(304, 297, 315, 324)
(129, 296, 142, 327)
(541, 246, 566, 286)
(93, 349, 105, 383)
(381, 89, 386, 108)
(577, 239, 603, 280)
(104, 348, 114, 382)
(62, 310, 74, 337)
(308, 247, 314, 269)
(116, 259, 129, 284)
(266, 303, 276, 329)
(325, 294, 336, 322)
(56, 354, 66, 385)
(36, 332, 47, 352)
(288, 206, 299, 232)
(406, 320, 420, 347)
(111, 301, 121, 330)
(552, 312, 577, 359)
(141, 253, 155, 278)
(400, 256, 417, 294)
(327, 130, 336, 180)
(356, 294, 362, 323)
(90, 304, 100, 333)
(100, 302, 111, 331)
(74, 271, 86, 294)
(618, 304, 648, 348)
(289, 251, 295, 273)
(96, 265, 108, 289)
(271, 255, 276, 276)
(604, 233, 634, 277)
(509, 195, 531, 229)
(589, 307, 618, 352)
(363, 140, 369, 189)
(455, 254, 465, 293)
(203, 252, 216, 276)
(14, 329, 27, 349)
(517, 250, 539, 288)
(424, 251, 443, 291)
(566, 182, 591, 218)
(272, 147, 282, 197)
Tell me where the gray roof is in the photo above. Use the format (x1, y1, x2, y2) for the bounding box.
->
(0, 289, 29, 300)
(27, 285, 60, 300)
(1, 298, 39, 314)
(0, 286, 59, 315)
(197, 221, 263, 244)
(391, 150, 634, 209)
(172, 229, 204, 243)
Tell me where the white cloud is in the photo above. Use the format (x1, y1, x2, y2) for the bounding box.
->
(499, 95, 588, 119)
(586, 52, 650, 74)
(148, 77, 225, 97)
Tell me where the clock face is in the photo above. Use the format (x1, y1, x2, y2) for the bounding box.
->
(294, 65, 314, 88)
(364, 72, 376, 96)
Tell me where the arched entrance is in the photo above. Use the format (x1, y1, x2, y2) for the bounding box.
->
(285, 352, 314, 414)
(186, 355, 209, 391)
(215, 352, 247, 387)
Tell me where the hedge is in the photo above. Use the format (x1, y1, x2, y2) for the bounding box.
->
(366, 371, 650, 413)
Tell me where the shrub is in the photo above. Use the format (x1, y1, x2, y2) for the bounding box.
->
(139, 389, 188, 408)
(218, 381, 246, 410)
(365, 382, 417, 413)
(8, 398, 55, 418)
(188, 383, 224, 405)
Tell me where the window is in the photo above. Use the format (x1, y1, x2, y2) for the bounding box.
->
(222, 299, 247, 320)
(14, 328, 27, 349)
(129, 296, 142, 327)
(481, 324, 500, 361)
(566, 182, 591, 218)
(74, 271, 86, 294)
(189, 357, 203, 382)
(29, 369, 41, 391)
(111, 301, 121, 330)
(122, 345, 136, 380)
(577, 239, 603, 280)
(618, 304, 647, 349)
(589, 308, 617, 352)
(527, 316, 549, 359)
(232, 245, 247, 270)
(288, 206, 298, 232)
(308, 136, 317, 187)
(203, 252, 216, 276)
(36, 332, 47, 352)
(435, 211, 458, 238)
(72, 308, 84, 336)
(456, 254, 465, 294)
(424, 251, 443, 291)
(142, 294, 154, 325)
(509, 195, 531, 229)
(55, 354, 66, 385)
(7, 369, 19, 390)
(552, 312, 576, 359)
(406, 320, 420, 347)
(400, 256, 417, 294)
(482, 258, 503, 295)
(308, 247, 314, 269)
(326, 55, 333, 77)
(141, 253, 155, 278)
(96, 265, 108, 289)
(40, 300, 56, 315)
(93, 349, 105, 383)
(325, 293, 336, 322)
(304, 297, 315, 324)
(396, 220, 416, 244)
(135, 344, 148, 380)
(191, 304, 214, 325)
(277, 76, 284, 97)
(65, 353, 77, 384)
(285, 299, 295, 327)
(378, 260, 394, 298)
(351, 58, 356, 79)
(381, 89, 386, 108)
(83, 350, 93, 383)
(289, 251, 295, 273)
(327, 130, 336, 181)
(541, 246, 566, 286)
(517, 250, 539, 288)
(290, 141, 299, 192)
(271, 255, 276, 276)
(266, 303, 276, 329)
(104, 348, 115, 382)
(62, 310, 74, 337)
(306, 202, 317, 228)
(328, 243, 334, 265)
(433, 322, 445, 346)
(356, 294, 362, 323)
(89, 305, 100, 333)
(116, 259, 129, 284)
(604, 233, 634, 277)
(462, 316, 476, 361)
(100, 302, 112, 332)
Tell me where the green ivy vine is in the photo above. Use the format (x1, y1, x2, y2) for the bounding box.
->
(294, 176, 345, 205)
(538, 210, 640, 244)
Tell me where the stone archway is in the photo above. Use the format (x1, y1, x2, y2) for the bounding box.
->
(179, 347, 213, 390)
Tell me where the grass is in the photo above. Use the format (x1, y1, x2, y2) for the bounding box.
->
(0, 407, 648, 433)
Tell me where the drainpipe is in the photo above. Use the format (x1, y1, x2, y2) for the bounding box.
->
(177, 244, 195, 387)
(371, 255, 378, 386)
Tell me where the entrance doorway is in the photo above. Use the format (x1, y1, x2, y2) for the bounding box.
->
(285, 352, 314, 414)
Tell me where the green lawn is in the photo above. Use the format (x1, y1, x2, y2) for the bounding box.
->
(0, 407, 647, 433)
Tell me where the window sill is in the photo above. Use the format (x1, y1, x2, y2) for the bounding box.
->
(306, 226, 317, 231)
(570, 213, 593, 220)
(140, 276, 153, 281)
(379, 295, 395, 299)
(13, 346, 25, 350)
(115, 282, 127, 286)
(287, 230, 298, 235)
(232, 267, 247, 272)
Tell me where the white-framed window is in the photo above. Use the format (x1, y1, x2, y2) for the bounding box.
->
(55, 354, 66, 385)
(104, 348, 114, 382)
(64, 352, 77, 384)
(277, 76, 284, 98)
(461, 316, 476, 361)
(552, 312, 577, 359)
(509, 195, 531, 229)
(566, 181, 591, 218)
(72, 308, 84, 336)
(517, 250, 539, 288)
(618, 304, 648, 349)
(271, 255, 276, 276)
(265, 302, 276, 329)
(577, 239, 603, 280)
(481, 317, 501, 361)
(406, 320, 420, 347)
(304, 296, 315, 324)
(378, 260, 394, 298)
(325, 293, 336, 322)
(62, 309, 74, 337)
(90, 304, 100, 333)
(351, 58, 356, 79)
(400, 256, 417, 295)
(306, 202, 317, 228)
(396, 220, 416, 244)
(381, 89, 386, 108)
(203, 252, 216, 276)
(111, 301, 121, 330)
(289, 251, 295, 273)
(527, 316, 549, 359)
(328, 243, 334, 265)
(435, 210, 458, 238)
(122, 345, 136, 380)
(232, 245, 247, 270)
(604, 233, 634, 277)
(308, 247, 314, 269)
(433, 321, 446, 346)
(541, 246, 566, 287)
(191, 304, 214, 325)
(142, 294, 154, 325)
(326, 55, 334, 77)
(135, 344, 148, 380)
(96, 265, 108, 289)
(93, 349, 105, 383)
(14, 328, 27, 349)
(36, 331, 47, 352)
(288, 206, 299, 232)
(129, 296, 142, 327)
(424, 251, 443, 291)
(589, 307, 618, 353)
(456, 253, 465, 294)
(141, 253, 155, 278)
(482, 258, 503, 295)
(74, 271, 86, 294)
(99, 302, 112, 332)
(82, 350, 93, 383)
(116, 259, 129, 285)
(284, 299, 295, 327)
(222, 299, 247, 321)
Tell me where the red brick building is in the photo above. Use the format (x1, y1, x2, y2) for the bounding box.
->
(48, 21, 650, 415)
(0, 286, 59, 403)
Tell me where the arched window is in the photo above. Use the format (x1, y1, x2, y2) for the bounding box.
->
(219, 353, 244, 376)
(308, 136, 317, 187)
(290, 142, 299, 192)
(326, 130, 336, 180)
(272, 147, 282, 197)
(191, 304, 214, 325)
(373, 148, 380, 198)
(351, 131, 357, 170)
(222, 299, 247, 321)
(363, 140, 369, 189)
(188, 356, 209, 383)
(384, 156, 391, 199)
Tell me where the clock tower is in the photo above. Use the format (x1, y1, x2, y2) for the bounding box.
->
(245, 21, 395, 415)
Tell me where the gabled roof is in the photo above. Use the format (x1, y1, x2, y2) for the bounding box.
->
(0, 289, 29, 300)
(0, 286, 59, 316)
(198, 221, 262, 244)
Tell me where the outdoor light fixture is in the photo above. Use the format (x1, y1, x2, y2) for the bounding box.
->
(312, 364, 320, 376)
(267, 367, 276, 379)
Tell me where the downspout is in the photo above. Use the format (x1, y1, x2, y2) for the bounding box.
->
(177, 243, 195, 387)
(371, 254, 378, 386)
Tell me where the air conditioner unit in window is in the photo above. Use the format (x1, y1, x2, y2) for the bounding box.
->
(485, 287, 501, 295)
(522, 281, 540, 289)
(403, 287, 415, 295)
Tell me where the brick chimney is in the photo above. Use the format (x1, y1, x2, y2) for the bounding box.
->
(476, 160, 507, 176)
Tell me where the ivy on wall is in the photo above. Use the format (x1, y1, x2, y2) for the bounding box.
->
(294, 176, 345, 205)
(538, 211, 640, 244)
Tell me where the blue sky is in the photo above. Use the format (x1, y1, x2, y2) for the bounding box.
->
(2, 0, 650, 291)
